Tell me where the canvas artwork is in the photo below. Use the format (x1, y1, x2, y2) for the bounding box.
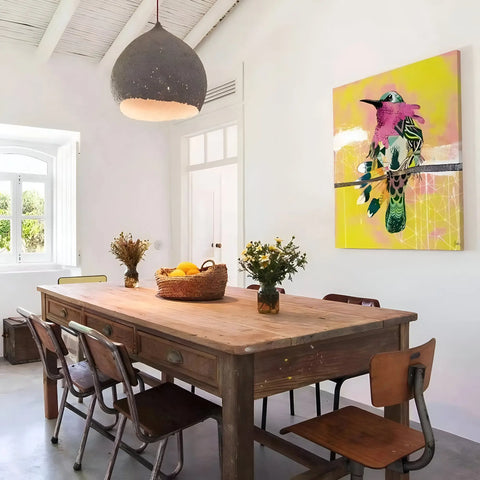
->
(333, 50, 463, 250)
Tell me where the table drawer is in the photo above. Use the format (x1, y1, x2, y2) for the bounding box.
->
(85, 313, 135, 354)
(46, 298, 82, 327)
(137, 331, 218, 389)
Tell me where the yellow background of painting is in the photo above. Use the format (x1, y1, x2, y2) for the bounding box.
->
(333, 50, 462, 250)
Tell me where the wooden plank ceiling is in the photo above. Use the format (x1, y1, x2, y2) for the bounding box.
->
(0, 0, 239, 65)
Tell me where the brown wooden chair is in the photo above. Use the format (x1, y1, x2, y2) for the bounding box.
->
(16, 307, 120, 472)
(321, 294, 381, 411)
(280, 339, 436, 480)
(283, 293, 380, 437)
(69, 320, 222, 480)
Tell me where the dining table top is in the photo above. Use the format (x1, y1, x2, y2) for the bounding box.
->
(38, 283, 417, 355)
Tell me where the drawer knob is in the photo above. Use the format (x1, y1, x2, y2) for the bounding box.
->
(167, 350, 183, 365)
(102, 325, 113, 337)
(60, 308, 68, 319)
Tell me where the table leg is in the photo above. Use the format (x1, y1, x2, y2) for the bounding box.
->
(384, 322, 409, 480)
(221, 354, 254, 480)
(44, 348, 58, 419)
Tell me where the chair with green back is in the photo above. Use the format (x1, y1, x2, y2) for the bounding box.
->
(58, 274, 107, 284)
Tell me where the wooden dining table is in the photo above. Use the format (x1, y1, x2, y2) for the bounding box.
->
(38, 283, 416, 480)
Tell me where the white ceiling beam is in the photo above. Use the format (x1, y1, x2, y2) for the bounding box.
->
(99, 0, 161, 70)
(183, 0, 239, 49)
(36, 0, 81, 63)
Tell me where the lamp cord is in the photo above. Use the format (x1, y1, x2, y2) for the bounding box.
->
(156, 0, 159, 23)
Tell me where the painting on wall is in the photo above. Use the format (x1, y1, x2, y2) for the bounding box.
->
(333, 50, 463, 250)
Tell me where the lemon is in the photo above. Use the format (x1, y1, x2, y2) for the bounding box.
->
(177, 261, 198, 274)
(169, 268, 186, 277)
(186, 268, 200, 275)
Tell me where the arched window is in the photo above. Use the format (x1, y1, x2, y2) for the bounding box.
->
(0, 122, 78, 269)
(0, 148, 52, 263)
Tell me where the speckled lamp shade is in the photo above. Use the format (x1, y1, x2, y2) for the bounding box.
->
(111, 22, 207, 122)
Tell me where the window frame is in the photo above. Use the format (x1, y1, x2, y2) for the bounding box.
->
(0, 149, 53, 264)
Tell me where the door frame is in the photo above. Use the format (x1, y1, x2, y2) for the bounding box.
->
(169, 103, 244, 286)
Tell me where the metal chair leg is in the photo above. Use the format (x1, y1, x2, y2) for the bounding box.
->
(150, 437, 169, 480)
(289, 390, 295, 416)
(73, 395, 97, 471)
(158, 432, 184, 479)
(333, 377, 346, 411)
(191, 385, 195, 393)
(51, 384, 69, 444)
(315, 382, 321, 416)
(261, 397, 268, 430)
(330, 378, 347, 461)
(104, 415, 127, 480)
(350, 460, 365, 479)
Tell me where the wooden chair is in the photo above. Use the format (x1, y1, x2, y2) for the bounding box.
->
(280, 339, 436, 480)
(69, 320, 223, 480)
(16, 307, 120, 472)
(261, 292, 379, 432)
(320, 294, 381, 411)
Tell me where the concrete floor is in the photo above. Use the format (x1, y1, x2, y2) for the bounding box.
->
(0, 358, 479, 479)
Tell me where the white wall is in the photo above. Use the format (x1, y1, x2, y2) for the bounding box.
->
(194, 0, 480, 442)
(0, 45, 172, 353)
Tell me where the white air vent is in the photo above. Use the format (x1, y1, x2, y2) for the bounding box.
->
(204, 80, 236, 104)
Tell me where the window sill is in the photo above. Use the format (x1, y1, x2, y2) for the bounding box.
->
(0, 264, 78, 274)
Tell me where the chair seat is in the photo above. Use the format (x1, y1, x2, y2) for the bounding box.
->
(114, 382, 221, 437)
(281, 406, 425, 469)
(66, 361, 118, 394)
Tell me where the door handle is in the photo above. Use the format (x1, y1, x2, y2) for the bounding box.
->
(211, 243, 222, 248)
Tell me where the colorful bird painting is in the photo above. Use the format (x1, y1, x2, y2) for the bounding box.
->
(358, 91, 425, 233)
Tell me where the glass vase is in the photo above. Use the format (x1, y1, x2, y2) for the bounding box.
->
(124, 265, 139, 288)
(257, 283, 280, 314)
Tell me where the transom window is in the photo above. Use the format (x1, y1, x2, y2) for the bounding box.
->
(0, 150, 52, 263)
(188, 124, 238, 166)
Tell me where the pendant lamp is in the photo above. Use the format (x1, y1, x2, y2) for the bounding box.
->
(111, 0, 207, 122)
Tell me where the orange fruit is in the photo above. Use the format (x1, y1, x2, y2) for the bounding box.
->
(169, 269, 186, 277)
(177, 261, 198, 273)
(186, 268, 200, 275)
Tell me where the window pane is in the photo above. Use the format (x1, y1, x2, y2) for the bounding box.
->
(0, 219, 11, 252)
(189, 135, 204, 166)
(0, 181, 11, 215)
(22, 219, 45, 253)
(226, 125, 238, 158)
(206, 129, 224, 162)
(22, 182, 45, 215)
(0, 154, 47, 175)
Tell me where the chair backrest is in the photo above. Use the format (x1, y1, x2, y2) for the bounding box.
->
(16, 307, 69, 382)
(247, 284, 286, 294)
(370, 338, 436, 407)
(68, 321, 145, 433)
(322, 293, 380, 308)
(68, 321, 137, 386)
(58, 275, 107, 284)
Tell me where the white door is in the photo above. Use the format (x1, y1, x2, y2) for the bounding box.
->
(186, 121, 240, 285)
(190, 163, 238, 278)
(170, 103, 243, 287)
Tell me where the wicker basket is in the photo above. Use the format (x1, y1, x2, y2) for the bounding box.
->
(155, 260, 228, 301)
